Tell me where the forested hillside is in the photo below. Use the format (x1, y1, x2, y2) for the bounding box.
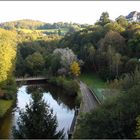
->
(0, 19, 89, 36)
(60, 12, 140, 80)
(0, 19, 45, 30)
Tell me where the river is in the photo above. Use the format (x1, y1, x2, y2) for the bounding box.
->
(0, 84, 77, 139)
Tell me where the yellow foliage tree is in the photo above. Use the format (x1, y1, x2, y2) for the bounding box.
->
(0, 29, 17, 83)
(70, 61, 81, 77)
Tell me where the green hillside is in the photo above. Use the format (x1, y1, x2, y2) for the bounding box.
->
(0, 19, 89, 35)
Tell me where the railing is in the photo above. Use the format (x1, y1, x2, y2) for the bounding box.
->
(68, 106, 80, 139)
(16, 76, 48, 82)
(87, 87, 102, 105)
(68, 81, 102, 139)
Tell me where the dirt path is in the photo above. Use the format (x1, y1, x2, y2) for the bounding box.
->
(79, 81, 99, 113)
(68, 81, 99, 137)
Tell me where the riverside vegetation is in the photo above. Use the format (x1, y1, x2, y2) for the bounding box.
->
(0, 12, 140, 138)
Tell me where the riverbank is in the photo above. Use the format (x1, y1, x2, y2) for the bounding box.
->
(0, 99, 13, 118)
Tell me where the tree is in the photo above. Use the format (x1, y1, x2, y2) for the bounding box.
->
(116, 16, 128, 27)
(68, 25, 80, 33)
(13, 91, 64, 139)
(104, 22, 125, 33)
(53, 48, 77, 71)
(96, 12, 110, 26)
(85, 44, 97, 71)
(112, 53, 122, 78)
(58, 29, 61, 36)
(74, 82, 140, 139)
(70, 61, 81, 77)
(50, 54, 61, 75)
(25, 52, 45, 75)
(127, 33, 140, 58)
(98, 30, 126, 54)
(125, 58, 140, 73)
(0, 29, 17, 84)
(135, 116, 140, 138)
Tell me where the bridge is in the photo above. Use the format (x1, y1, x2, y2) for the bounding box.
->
(16, 77, 48, 82)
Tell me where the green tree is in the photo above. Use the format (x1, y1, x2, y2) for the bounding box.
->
(96, 12, 110, 26)
(25, 52, 45, 75)
(58, 29, 61, 36)
(135, 116, 140, 138)
(127, 33, 140, 58)
(104, 22, 125, 33)
(116, 16, 128, 27)
(13, 91, 64, 139)
(74, 84, 140, 139)
(125, 58, 140, 73)
(112, 53, 122, 78)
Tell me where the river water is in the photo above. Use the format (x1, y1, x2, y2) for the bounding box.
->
(0, 84, 77, 139)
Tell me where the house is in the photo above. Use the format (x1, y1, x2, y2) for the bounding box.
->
(126, 11, 140, 22)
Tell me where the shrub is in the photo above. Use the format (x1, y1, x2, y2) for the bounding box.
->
(2, 78, 17, 100)
(49, 76, 79, 96)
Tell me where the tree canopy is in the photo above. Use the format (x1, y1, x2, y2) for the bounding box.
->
(0, 29, 17, 84)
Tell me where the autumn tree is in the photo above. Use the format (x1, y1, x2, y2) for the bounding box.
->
(0, 29, 17, 84)
(70, 61, 81, 77)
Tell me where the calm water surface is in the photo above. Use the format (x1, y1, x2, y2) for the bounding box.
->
(0, 84, 76, 139)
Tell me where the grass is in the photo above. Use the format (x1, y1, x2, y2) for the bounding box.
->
(80, 73, 107, 103)
(16, 28, 69, 35)
(17, 28, 85, 35)
(0, 99, 13, 118)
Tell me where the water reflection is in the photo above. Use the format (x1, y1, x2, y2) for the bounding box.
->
(0, 84, 76, 139)
(27, 84, 78, 110)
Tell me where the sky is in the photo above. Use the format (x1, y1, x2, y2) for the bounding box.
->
(0, 1, 140, 24)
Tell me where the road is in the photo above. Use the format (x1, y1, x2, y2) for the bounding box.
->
(79, 81, 99, 113)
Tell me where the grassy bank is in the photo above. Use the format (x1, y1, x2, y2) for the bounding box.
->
(80, 73, 107, 103)
(0, 99, 13, 118)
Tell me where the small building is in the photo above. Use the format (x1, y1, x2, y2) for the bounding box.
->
(126, 11, 140, 22)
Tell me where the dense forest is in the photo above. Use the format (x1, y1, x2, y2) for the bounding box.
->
(0, 12, 140, 138)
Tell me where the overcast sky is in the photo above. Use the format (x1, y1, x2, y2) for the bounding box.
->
(0, 1, 140, 24)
